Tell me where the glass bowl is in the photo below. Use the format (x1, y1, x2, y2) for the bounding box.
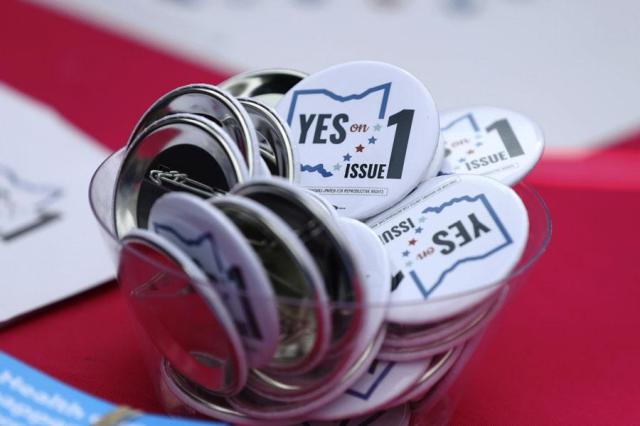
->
(89, 149, 551, 425)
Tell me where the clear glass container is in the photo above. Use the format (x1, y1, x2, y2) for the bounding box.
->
(89, 149, 551, 425)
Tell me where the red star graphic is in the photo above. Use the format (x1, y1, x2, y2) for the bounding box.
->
(409, 239, 417, 246)
(356, 144, 365, 152)
(467, 149, 475, 155)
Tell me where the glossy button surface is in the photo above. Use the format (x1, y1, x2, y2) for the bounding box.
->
(120, 229, 247, 395)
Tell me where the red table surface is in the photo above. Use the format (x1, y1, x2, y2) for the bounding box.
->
(1, 2, 640, 424)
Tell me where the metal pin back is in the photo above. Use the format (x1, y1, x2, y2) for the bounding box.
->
(114, 113, 248, 237)
(232, 179, 368, 402)
(209, 194, 332, 375)
(120, 229, 248, 395)
(127, 84, 261, 176)
(148, 192, 280, 368)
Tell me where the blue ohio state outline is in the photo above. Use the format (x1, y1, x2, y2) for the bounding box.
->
(345, 361, 396, 400)
(440, 112, 480, 132)
(409, 193, 513, 299)
(152, 223, 229, 278)
(285, 82, 392, 126)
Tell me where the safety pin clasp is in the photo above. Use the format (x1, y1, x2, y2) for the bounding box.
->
(149, 169, 225, 198)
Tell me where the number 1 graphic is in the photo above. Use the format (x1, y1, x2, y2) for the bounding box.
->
(486, 119, 525, 158)
(386, 109, 414, 179)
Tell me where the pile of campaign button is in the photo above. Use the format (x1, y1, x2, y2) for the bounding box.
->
(103, 61, 545, 424)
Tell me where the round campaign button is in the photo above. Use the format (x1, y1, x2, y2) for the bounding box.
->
(232, 179, 370, 404)
(127, 84, 262, 177)
(148, 192, 280, 368)
(113, 113, 248, 237)
(236, 217, 389, 409)
(276, 61, 439, 219)
(367, 174, 529, 325)
(439, 106, 544, 185)
(119, 229, 247, 395)
(210, 194, 332, 376)
(233, 179, 365, 358)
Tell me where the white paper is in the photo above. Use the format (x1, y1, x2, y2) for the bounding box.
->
(32, 0, 640, 153)
(0, 84, 114, 323)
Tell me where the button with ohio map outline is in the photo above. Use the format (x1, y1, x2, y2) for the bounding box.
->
(367, 174, 529, 324)
(276, 61, 439, 219)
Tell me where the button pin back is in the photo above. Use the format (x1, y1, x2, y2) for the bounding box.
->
(120, 229, 248, 395)
(114, 113, 248, 237)
(127, 84, 261, 176)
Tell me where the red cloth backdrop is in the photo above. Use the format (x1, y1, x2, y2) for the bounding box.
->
(1, 1, 639, 424)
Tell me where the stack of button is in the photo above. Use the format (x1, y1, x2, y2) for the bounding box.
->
(104, 61, 546, 425)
